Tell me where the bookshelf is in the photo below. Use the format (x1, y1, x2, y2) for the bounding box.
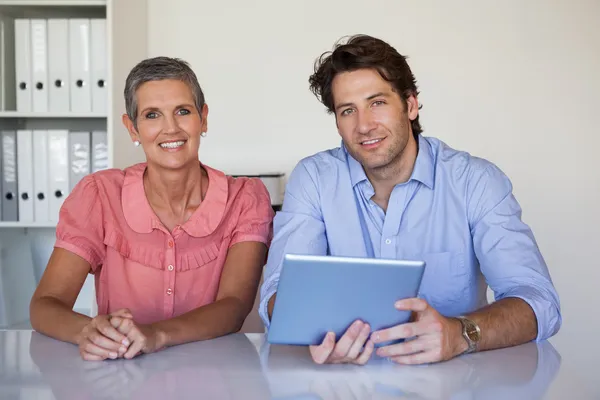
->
(0, 0, 148, 329)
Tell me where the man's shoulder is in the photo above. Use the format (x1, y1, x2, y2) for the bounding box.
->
(425, 136, 499, 180)
(293, 146, 349, 178)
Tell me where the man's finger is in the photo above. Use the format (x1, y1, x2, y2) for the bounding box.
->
(394, 298, 429, 312)
(330, 320, 364, 361)
(372, 320, 441, 343)
(345, 323, 371, 360)
(354, 339, 374, 365)
(376, 336, 435, 357)
(390, 349, 441, 365)
(310, 332, 335, 364)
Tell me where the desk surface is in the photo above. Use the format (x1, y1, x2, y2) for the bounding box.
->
(0, 330, 596, 399)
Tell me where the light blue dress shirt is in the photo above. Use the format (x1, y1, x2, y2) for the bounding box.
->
(259, 135, 561, 341)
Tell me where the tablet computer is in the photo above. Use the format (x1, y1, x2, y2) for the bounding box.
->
(267, 254, 426, 346)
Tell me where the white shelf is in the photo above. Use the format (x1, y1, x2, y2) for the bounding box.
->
(0, 222, 56, 228)
(0, 111, 107, 118)
(0, 1, 106, 6)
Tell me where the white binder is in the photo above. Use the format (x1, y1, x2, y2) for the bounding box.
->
(16, 130, 34, 222)
(14, 19, 32, 112)
(47, 130, 69, 222)
(30, 19, 48, 112)
(90, 19, 107, 114)
(47, 19, 70, 113)
(68, 19, 91, 113)
(32, 130, 50, 222)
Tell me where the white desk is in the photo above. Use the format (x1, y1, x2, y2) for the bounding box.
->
(0, 330, 596, 399)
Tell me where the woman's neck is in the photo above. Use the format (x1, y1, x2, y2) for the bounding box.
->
(143, 160, 205, 222)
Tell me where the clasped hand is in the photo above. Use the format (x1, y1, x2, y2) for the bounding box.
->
(77, 309, 165, 361)
(309, 298, 466, 365)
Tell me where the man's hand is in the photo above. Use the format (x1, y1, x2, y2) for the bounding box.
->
(309, 320, 375, 365)
(76, 308, 133, 361)
(371, 298, 467, 364)
(109, 316, 168, 359)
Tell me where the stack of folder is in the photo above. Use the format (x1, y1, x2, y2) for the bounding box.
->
(1, 17, 107, 113)
(0, 130, 108, 223)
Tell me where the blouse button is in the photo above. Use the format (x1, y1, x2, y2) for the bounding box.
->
(167, 264, 174, 271)
(166, 288, 173, 295)
(168, 240, 174, 248)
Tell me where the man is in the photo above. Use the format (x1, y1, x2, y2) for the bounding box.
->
(259, 34, 561, 365)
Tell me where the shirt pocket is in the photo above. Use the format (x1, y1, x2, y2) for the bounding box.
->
(416, 251, 468, 315)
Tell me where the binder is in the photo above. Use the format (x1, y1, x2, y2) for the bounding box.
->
(47, 130, 69, 222)
(14, 19, 32, 112)
(16, 130, 34, 222)
(90, 19, 107, 114)
(30, 19, 48, 112)
(32, 130, 49, 222)
(1, 131, 18, 221)
(0, 15, 16, 111)
(91, 131, 108, 172)
(47, 19, 70, 113)
(68, 19, 91, 113)
(69, 131, 91, 191)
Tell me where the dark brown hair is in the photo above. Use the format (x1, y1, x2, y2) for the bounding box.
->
(309, 34, 423, 136)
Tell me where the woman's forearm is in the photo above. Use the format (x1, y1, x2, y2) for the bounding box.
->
(152, 297, 251, 348)
(30, 296, 91, 345)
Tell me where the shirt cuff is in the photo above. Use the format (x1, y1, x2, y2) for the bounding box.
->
(259, 281, 278, 330)
(500, 286, 562, 341)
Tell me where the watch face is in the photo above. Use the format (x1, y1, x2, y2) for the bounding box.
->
(466, 324, 481, 342)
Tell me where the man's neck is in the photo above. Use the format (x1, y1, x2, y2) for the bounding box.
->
(366, 135, 418, 212)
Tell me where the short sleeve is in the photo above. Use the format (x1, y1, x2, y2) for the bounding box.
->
(229, 178, 275, 247)
(55, 174, 106, 272)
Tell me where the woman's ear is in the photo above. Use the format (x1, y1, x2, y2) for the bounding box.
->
(122, 114, 139, 143)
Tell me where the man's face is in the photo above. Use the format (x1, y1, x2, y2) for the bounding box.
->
(331, 68, 419, 174)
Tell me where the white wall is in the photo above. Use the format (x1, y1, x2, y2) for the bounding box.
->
(147, 0, 600, 393)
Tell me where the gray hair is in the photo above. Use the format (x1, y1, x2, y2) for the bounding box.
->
(124, 56, 206, 128)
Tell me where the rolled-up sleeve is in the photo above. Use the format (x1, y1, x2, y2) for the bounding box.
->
(469, 163, 561, 341)
(258, 160, 328, 329)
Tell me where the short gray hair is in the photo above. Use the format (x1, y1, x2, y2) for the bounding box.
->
(124, 56, 205, 128)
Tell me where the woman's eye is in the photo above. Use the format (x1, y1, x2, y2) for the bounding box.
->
(373, 100, 385, 106)
(146, 111, 158, 119)
(177, 108, 191, 116)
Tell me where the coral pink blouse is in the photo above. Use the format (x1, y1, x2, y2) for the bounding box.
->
(55, 163, 274, 325)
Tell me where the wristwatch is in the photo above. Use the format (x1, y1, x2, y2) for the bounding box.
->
(457, 316, 481, 354)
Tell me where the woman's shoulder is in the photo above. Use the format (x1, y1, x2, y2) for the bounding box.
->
(89, 163, 145, 188)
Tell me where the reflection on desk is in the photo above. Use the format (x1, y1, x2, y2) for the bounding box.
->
(0, 330, 594, 399)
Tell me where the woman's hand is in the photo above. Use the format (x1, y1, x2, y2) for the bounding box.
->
(109, 316, 168, 359)
(77, 309, 133, 361)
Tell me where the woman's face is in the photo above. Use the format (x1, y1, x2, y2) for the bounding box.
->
(123, 79, 208, 171)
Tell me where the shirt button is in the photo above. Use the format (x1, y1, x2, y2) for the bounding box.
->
(168, 240, 174, 248)
(166, 288, 173, 295)
(167, 264, 174, 271)
(385, 239, 392, 245)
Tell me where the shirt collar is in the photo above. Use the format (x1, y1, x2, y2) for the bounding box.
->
(345, 134, 435, 189)
(122, 162, 228, 237)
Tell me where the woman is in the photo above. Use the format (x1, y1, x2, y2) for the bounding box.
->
(30, 57, 274, 361)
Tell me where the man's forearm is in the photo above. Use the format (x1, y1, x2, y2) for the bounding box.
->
(153, 297, 251, 348)
(461, 297, 538, 352)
